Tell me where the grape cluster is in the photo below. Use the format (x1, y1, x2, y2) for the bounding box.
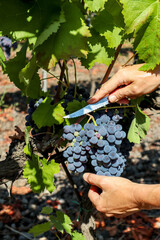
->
(0, 36, 17, 58)
(62, 86, 90, 109)
(25, 98, 47, 138)
(62, 109, 133, 176)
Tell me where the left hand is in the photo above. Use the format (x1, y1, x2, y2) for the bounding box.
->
(83, 173, 142, 218)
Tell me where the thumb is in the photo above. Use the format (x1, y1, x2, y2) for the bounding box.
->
(83, 173, 105, 188)
(109, 86, 131, 103)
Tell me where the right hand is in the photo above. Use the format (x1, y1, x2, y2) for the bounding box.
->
(88, 64, 160, 104)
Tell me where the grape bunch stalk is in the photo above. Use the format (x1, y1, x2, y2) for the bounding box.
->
(62, 109, 133, 176)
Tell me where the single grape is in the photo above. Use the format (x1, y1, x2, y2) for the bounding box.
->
(108, 151, 118, 160)
(66, 133, 74, 141)
(97, 139, 105, 147)
(87, 130, 95, 138)
(115, 131, 122, 139)
(91, 160, 98, 167)
(68, 164, 75, 171)
(98, 127, 107, 136)
(109, 167, 117, 175)
(73, 146, 81, 154)
(74, 161, 82, 167)
(104, 145, 111, 153)
(68, 157, 74, 163)
(108, 125, 116, 134)
(89, 136, 98, 144)
(73, 153, 80, 160)
(108, 135, 116, 143)
(75, 124, 82, 131)
(76, 165, 85, 173)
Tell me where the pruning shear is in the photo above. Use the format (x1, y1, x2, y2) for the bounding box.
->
(63, 97, 109, 119)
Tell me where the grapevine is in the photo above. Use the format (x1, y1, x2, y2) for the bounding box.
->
(0, 0, 157, 239)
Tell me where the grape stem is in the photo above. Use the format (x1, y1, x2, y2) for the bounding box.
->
(122, 52, 137, 67)
(99, 104, 137, 111)
(64, 60, 70, 87)
(86, 113, 97, 126)
(71, 57, 78, 98)
(55, 60, 65, 103)
(100, 43, 122, 85)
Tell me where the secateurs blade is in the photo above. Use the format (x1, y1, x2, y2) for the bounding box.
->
(63, 97, 109, 119)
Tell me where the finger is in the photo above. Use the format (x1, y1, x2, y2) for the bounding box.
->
(88, 186, 102, 207)
(108, 85, 133, 103)
(83, 173, 105, 188)
(88, 71, 130, 104)
(117, 98, 129, 104)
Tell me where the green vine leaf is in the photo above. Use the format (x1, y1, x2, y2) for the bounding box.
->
(81, 29, 115, 69)
(120, 0, 160, 70)
(50, 211, 72, 235)
(92, 0, 124, 48)
(36, 2, 90, 69)
(0, 47, 6, 70)
(34, 10, 66, 48)
(41, 206, 53, 215)
(128, 104, 150, 144)
(0, 0, 62, 44)
(84, 0, 108, 12)
(19, 55, 41, 98)
(32, 97, 65, 128)
(5, 42, 28, 92)
(29, 221, 52, 237)
(71, 231, 86, 240)
(23, 154, 60, 193)
(41, 158, 60, 193)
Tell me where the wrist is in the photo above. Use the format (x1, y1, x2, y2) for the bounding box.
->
(133, 183, 160, 210)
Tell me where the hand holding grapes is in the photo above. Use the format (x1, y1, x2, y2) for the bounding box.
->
(88, 64, 160, 104)
(83, 173, 141, 217)
(83, 173, 160, 218)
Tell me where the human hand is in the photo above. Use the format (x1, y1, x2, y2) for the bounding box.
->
(83, 173, 142, 218)
(88, 64, 160, 104)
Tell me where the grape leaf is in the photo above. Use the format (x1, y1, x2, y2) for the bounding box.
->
(23, 154, 60, 193)
(0, 0, 61, 43)
(41, 206, 53, 215)
(34, 10, 65, 48)
(120, 0, 160, 70)
(128, 105, 150, 143)
(0, 47, 6, 70)
(72, 231, 86, 240)
(32, 97, 65, 128)
(5, 42, 28, 92)
(92, 1, 124, 48)
(50, 211, 72, 235)
(19, 55, 41, 98)
(81, 29, 115, 69)
(24, 126, 32, 157)
(36, 2, 90, 69)
(23, 154, 45, 193)
(29, 221, 52, 237)
(40, 158, 60, 193)
(66, 100, 87, 113)
(84, 0, 108, 11)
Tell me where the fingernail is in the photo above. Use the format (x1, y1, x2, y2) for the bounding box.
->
(88, 98, 95, 104)
(83, 173, 89, 181)
(109, 95, 117, 103)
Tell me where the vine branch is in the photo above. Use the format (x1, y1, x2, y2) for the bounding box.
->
(100, 44, 122, 86)
(55, 61, 65, 103)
